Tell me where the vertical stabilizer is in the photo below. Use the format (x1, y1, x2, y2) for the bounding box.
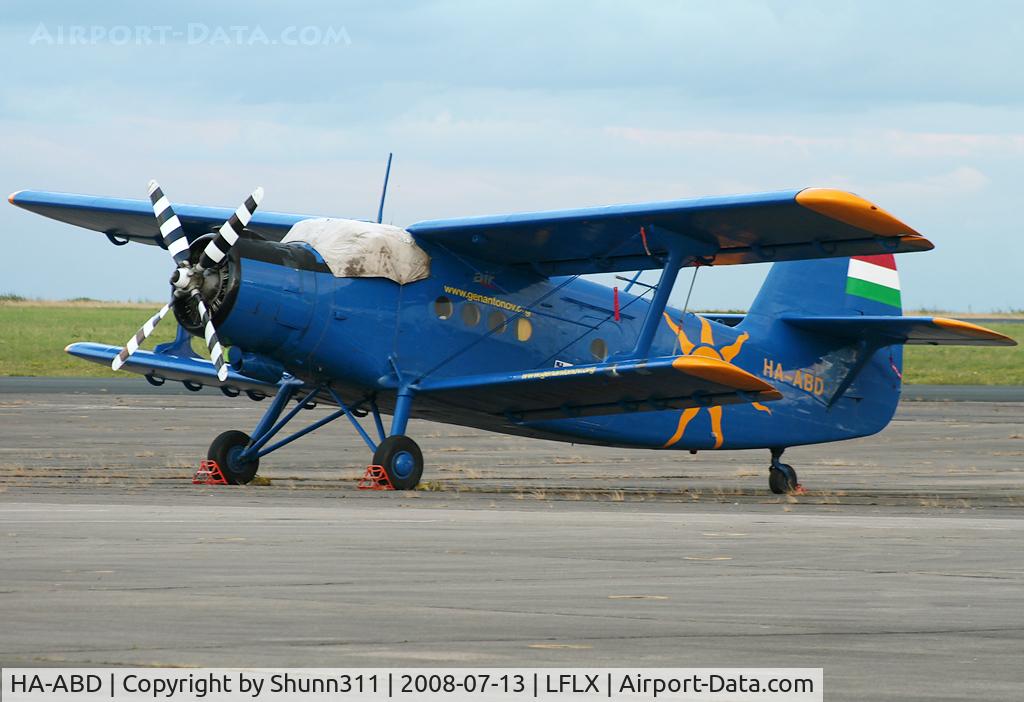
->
(746, 254, 902, 323)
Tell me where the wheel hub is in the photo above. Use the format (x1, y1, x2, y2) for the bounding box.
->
(392, 451, 416, 479)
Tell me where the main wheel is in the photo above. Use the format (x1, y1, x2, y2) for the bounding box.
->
(769, 463, 798, 495)
(372, 435, 424, 490)
(208, 430, 260, 485)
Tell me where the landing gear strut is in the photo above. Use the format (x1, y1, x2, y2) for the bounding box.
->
(205, 379, 425, 490)
(768, 447, 799, 495)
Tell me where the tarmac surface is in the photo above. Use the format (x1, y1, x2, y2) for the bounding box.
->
(0, 380, 1022, 701)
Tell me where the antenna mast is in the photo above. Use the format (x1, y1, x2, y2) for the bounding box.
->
(376, 152, 393, 224)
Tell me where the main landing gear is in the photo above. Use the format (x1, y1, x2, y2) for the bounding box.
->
(206, 379, 424, 489)
(372, 435, 424, 490)
(768, 447, 800, 495)
(208, 430, 259, 484)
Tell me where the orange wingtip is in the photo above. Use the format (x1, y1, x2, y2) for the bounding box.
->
(8, 191, 19, 205)
(796, 188, 921, 238)
(932, 317, 1018, 346)
(898, 235, 934, 252)
(672, 355, 782, 398)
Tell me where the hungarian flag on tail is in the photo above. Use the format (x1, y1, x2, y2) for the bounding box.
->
(846, 254, 901, 307)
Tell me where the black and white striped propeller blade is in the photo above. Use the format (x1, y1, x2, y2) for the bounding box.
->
(111, 302, 172, 371)
(199, 187, 263, 269)
(192, 291, 229, 381)
(147, 180, 191, 267)
(112, 180, 257, 380)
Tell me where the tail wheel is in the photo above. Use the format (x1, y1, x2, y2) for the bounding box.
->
(208, 430, 259, 485)
(769, 463, 799, 494)
(373, 435, 423, 490)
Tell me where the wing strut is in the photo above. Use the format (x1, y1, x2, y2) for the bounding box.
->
(625, 229, 688, 359)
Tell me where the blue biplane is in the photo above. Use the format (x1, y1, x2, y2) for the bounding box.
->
(9, 168, 1015, 493)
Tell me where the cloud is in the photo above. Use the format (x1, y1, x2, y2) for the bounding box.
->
(878, 166, 991, 200)
(883, 132, 1024, 158)
(1, 1, 1022, 309)
(606, 126, 1024, 161)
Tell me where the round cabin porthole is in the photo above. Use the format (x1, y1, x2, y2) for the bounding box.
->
(488, 310, 507, 334)
(433, 296, 453, 320)
(590, 338, 608, 361)
(516, 317, 533, 342)
(461, 303, 481, 327)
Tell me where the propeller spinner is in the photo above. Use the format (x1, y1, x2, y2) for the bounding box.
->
(111, 181, 263, 381)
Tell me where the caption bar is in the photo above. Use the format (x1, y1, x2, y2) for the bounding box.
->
(3, 668, 822, 702)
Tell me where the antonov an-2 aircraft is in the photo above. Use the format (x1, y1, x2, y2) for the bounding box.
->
(8, 173, 1014, 493)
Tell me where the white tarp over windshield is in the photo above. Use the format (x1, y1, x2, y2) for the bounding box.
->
(281, 218, 430, 285)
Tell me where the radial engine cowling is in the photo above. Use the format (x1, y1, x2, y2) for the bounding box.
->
(171, 233, 241, 335)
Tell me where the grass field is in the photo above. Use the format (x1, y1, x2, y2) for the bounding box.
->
(901, 324, 1023, 384)
(0, 301, 1021, 383)
(0, 301, 199, 377)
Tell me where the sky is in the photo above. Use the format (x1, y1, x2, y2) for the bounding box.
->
(1, 0, 1021, 311)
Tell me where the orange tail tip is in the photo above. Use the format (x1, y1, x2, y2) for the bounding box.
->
(933, 317, 1018, 346)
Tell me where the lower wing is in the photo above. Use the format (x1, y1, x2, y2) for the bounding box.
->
(65, 342, 280, 394)
(414, 356, 782, 421)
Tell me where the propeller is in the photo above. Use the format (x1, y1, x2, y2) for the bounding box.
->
(111, 303, 171, 372)
(111, 181, 263, 381)
(199, 188, 263, 269)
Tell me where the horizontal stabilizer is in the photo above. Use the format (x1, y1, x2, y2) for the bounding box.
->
(782, 316, 1016, 346)
(415, 356, 782, 421)
(65, 342, 280, 393)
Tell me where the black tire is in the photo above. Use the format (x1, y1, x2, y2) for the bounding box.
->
(183, 380, 203, 392)
(372, 435, 424, 490)
(769, 463, 799, 494)
(208, 430, 259, 485)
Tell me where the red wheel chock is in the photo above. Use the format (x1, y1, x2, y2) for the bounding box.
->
(358, 464, 394, 490)
(193, 459, 228, 485)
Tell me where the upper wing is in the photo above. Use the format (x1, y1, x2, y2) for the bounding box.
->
(781, 316, 1017, 346)
(8, 190, 311, 245)
(12, 187, 933, 277)
(408, 188, 934, 275)
(414, 355, 781, 421)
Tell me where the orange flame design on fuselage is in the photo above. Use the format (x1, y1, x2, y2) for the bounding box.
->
(662, 313, 771, 449)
